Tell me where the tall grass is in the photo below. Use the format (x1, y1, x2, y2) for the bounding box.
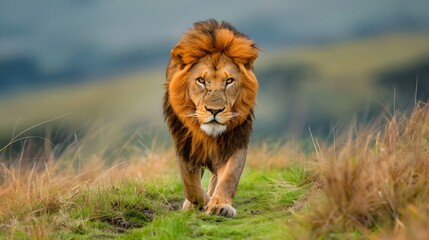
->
(1, 103, 428, 238)
(0, 119, 176, 238)
(298, 102, 429, 238)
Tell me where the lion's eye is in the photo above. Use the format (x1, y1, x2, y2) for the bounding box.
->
(196, 77, 205, 84)
(226, 78, 235, 85)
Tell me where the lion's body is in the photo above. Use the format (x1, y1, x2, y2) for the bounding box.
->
(163, 19, 259, 217)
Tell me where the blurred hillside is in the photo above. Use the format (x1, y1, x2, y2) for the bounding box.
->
(255, 34, 429, 138)
(1, 1, 429, 154)
(1, 33, 428, 150)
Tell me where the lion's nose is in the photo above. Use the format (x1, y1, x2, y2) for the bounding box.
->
(205, 106, 225, 116)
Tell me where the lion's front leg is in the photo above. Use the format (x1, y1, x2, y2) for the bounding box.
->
(207, 173, 218, 197)
(177, 159, 209, 210)
(204, 148, 247, 218)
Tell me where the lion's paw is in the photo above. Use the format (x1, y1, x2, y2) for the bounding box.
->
(182, 199, 199, 210)
(203, 204, 236, 218)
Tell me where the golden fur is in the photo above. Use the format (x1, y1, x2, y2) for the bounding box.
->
(163, 19, 259, 217)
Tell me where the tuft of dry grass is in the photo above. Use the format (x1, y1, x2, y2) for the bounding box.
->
(0, 121, 176, 237)
(378, 204, 429, 240)
(247, 141, 305, 169)
(300, 102, 429, 238)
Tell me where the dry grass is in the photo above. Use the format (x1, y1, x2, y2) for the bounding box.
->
(298, 102, 429, 238)
(247, 141, 305, 169)
(0, 119, 176, 238)
(0, 149, 177, 238)
(1, 102, 429, 238)
(379, 205, 429, 240)
(0, 161, 91, 238)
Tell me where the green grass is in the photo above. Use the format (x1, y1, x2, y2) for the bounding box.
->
(0, 166, 312, 239)
(2, 103, 429, 239)
(120, 167, 311, 240)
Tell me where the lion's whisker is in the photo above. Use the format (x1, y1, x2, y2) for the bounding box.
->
(181, 112, 199, 119)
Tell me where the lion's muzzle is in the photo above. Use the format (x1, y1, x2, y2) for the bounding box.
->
(204, 90, 226, 109)
(205, 106, 225, 117)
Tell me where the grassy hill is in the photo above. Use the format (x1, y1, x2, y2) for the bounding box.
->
(2, 33, 429, 148)
(256, 33, 429, 137)
(1, 102, 428, 239)
(0, 71, 164, 132)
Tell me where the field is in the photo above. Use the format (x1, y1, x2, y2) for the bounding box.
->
(1, 101, 428, 239)
(1, 33, 429, 239)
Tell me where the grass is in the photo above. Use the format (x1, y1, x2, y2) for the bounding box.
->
(1, 32, 429, 238)
(0, 159, 309, 239)
(1, 103, 428, 239)
(0, 114, 311, 239)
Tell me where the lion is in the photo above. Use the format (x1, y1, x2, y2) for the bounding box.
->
(163, 19, 259, 218)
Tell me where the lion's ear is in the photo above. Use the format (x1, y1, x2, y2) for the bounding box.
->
(244, 44, 260, 70)
(245, 54, 258, 70)
(170, 46, 184, 66)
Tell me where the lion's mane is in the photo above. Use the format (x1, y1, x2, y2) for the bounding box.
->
(163, 19, 259, 171)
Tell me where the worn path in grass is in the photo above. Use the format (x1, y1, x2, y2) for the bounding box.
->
(40, 166, 309, 240)
(0, 164, 310, 239)
(0, 164, 311, 240)
(117, 167, 309, 240)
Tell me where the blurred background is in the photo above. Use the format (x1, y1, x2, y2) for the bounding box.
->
(1, 0, 429, 157)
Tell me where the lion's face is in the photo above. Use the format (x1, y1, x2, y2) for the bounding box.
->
(188, 55, 241, 137)
(168, 53, 258, 139)
(166, 20, 259, 140)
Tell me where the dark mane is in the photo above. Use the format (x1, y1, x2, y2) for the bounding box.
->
(192, 19, 249, 40)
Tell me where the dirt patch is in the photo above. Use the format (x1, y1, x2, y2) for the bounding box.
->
(250, 210, 263, 215)
(92, 206, 154, 236)
(98, 216, 139, 229)
(90, 234, 116, 239)
(235, 197, 258, 206)
(141, 207, 155, 221)
(165, 198, 183, 211)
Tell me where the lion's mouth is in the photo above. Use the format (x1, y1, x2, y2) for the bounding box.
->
(205, 119, 225, 125)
